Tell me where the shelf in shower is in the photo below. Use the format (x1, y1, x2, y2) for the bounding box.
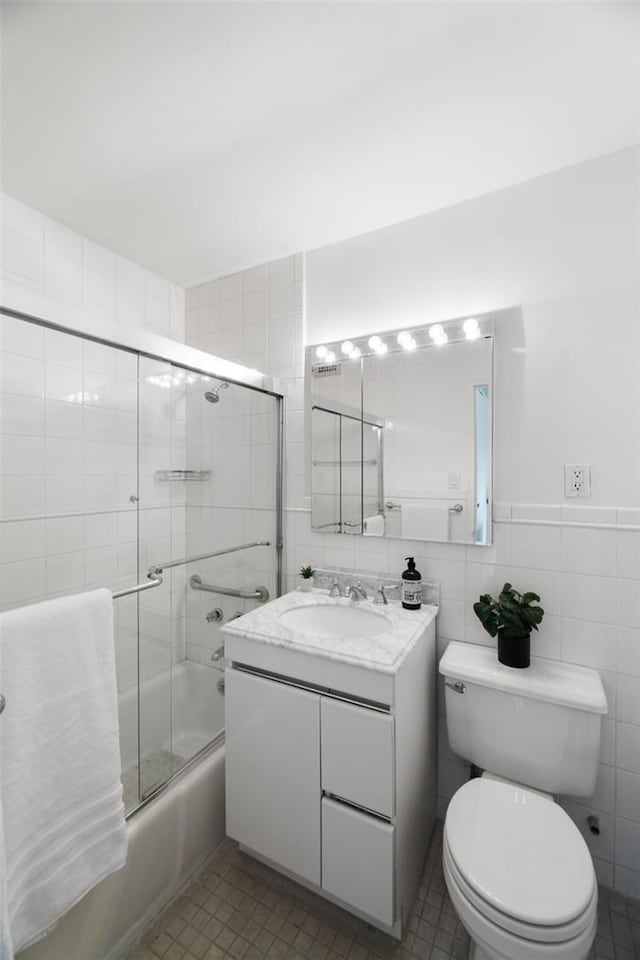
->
(155, 470, 211, 482)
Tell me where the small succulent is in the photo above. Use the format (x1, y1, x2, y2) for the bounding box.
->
(473, 583, 544, 639)
(299, 565, 315, 580)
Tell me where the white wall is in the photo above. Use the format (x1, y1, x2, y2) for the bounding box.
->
(1, 193, 186, 343)
(186, 148, 640, 898)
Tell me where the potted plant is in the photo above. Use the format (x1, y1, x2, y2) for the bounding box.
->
(473, 582, 544, 668)
(298, 565, 315, 592)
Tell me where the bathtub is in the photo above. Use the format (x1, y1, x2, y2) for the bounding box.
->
(18, 662, 226, 960)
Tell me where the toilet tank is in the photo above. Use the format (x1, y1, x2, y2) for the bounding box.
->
(439, 642, 608, 796)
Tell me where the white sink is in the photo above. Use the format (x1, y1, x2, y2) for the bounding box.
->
(279, 603, 391, 640)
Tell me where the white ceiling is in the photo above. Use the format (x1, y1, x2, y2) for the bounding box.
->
(2, 2, 639, 287)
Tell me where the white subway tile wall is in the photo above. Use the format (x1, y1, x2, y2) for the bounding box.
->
(1, 193, 186, 342)
(185, 248, 640, 900)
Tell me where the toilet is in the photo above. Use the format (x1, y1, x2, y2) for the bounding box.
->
(439, 642, 608, 960)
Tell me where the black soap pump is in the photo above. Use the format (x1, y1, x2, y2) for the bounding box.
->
(401, 557, 422, 610)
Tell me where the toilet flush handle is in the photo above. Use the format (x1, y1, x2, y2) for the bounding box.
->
(445, 680, 466, 694)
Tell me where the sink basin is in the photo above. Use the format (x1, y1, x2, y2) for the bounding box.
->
(279, 603, 390, 640)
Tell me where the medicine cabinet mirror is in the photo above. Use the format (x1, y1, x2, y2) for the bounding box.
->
(306, 315, 493, 546)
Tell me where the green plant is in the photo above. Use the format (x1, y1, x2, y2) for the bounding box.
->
(473, 583, 544, 639)
(299, 565, 315, 580)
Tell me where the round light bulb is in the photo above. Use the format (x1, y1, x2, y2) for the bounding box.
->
(315, 345, 329, 360)
(463, 317, 480, 340)
(429, 324, 448, 344)
(397, 331, 411, 347)
(350, 346, 361, 359)
(368, 335, 382, 350)
(325, 350, 336, 363)
(341, 341, 354, 356)
(376, 341, 388, 354)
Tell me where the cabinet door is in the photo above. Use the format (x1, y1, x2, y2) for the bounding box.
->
(225, 669, 321, 885)
(322, 798, 395, 927)
(321, 698, 394, 817)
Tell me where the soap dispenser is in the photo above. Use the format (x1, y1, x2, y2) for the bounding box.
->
(401, 557, 422, 610)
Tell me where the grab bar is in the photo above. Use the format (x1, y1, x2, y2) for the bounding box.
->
(112, 541, 271, 600)
(190, 575, 269, 603)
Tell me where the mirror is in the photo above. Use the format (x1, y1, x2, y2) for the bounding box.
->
(307, 316, 493, 545)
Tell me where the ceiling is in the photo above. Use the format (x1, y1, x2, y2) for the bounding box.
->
(2, 2, 639, 287)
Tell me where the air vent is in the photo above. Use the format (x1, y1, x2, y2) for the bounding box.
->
(312, 362, 341, 377)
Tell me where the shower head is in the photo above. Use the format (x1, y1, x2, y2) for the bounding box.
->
(204, 381, 229, 404)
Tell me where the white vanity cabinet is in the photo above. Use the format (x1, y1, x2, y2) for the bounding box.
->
(225, 669, 321, 885)
(223, 594, 437, 939)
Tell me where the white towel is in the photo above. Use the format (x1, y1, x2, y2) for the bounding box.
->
(400, 503, 449, 541)
(363, 514, 385, 536)
(0, 589, 128, 956)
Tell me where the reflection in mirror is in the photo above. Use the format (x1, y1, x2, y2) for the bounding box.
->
(308, 315, 493, 546)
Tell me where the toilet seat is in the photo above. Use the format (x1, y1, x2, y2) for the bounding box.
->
(444, 847, 598, 960)
(443, 836, 596, 944)
(444, 777, 597, 940)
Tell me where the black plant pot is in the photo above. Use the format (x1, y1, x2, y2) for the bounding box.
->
(497, 634, 530, 669)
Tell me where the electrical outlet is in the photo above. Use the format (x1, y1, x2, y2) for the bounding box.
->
(448, 471, 461, 490)
(564, 464, 591, 498)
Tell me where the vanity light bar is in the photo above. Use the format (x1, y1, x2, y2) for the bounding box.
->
(312, 315, 491, 364)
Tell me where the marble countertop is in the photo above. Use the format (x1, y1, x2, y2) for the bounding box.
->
(221, 589, 438, 674)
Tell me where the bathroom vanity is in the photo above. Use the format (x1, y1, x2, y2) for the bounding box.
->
(222, 590, 438, 938)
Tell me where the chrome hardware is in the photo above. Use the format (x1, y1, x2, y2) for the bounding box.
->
(217, 678, 225, 695)
(206, 608, 224, 622)
(190, 575, 269, 603)
(328, 578, 343, 598)
(148, 540, 270, 577)
(374, 583, 400, 605)
(210, 644, 225, 662)
(113, 542, 271, 601)
(129, 494, 139, 503)
(448, 503, 464, 513)
(112, 571, 163, 600)
(348, 581, 367, 602)
(385, 500, 402, 510)
(445, 680, 466, 694)
(155, 469, 211, 482)
(229, 611, 244, 621)
(587, 815, 600, 836)
(0, 693, 5, 715)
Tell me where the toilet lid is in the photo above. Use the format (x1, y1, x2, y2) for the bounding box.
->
(445, 778, 595, 927)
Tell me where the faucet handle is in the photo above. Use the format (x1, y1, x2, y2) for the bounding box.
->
(374, 583, 399, 605)
(328, 578, 343, 598)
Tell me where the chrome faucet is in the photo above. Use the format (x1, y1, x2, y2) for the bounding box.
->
(328, 578, 343, 598)
(348, 581, 367, 602)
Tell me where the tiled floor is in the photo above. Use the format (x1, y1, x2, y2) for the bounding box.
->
(122, 823, 640, 960)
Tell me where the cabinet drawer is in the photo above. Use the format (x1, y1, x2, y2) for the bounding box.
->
(322, 798, 395, 927)
(321, 698, 394, 817)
